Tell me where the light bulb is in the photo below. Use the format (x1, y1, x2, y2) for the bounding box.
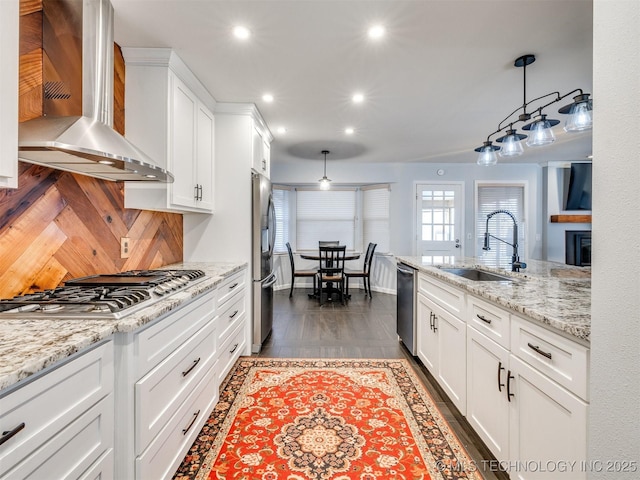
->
(319, 177, 331, 190)
(526, 120, 556, 147)
(564, 102, 593, 132)
(477, 146, 497, 166)
(498, 134, 524, 157)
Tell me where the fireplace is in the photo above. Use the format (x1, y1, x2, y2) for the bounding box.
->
(565, 230, 592, 266)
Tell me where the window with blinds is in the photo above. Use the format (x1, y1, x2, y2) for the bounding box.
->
(363, 185, 390, 253)
(476, 184, 525, 268)
(272, 187, 290, 253)
(296, 189, 357, 250)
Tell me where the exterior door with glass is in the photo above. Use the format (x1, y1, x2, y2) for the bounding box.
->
(416, 184, 463, 260)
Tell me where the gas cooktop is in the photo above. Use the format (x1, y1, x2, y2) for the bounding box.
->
(0, 269, 206, 319)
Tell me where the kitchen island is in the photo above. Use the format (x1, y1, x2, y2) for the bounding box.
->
(395, 256, 590, 343)
(396, 255, 590, 479)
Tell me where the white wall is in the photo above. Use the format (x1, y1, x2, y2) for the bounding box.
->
(271, 160, 545, 293)
(589, 1, 640, 477)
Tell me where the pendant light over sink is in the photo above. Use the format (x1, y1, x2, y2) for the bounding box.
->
(475, 54, 593, 166)
(319, 150, 332, 190)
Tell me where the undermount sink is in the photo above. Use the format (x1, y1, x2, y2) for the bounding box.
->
(439, 268, 514, 282)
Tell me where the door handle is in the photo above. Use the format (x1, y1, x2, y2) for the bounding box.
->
(455, 238, 461, 248)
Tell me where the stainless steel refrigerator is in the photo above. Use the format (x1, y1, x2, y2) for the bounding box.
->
(252, 173, 277, 353)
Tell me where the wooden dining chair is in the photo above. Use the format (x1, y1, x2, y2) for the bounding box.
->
(318, 240, 339, 247)
(345, 242, 377, 299)
(317, 245, 347, 305)
(286, 242, 317, 298)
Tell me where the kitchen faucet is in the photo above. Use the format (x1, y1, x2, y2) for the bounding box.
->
(483, 210, 527, 272)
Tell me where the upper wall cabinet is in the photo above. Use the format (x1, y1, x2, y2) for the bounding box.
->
(122, 48, 215, 213)
(0, 0, 19, 189)
(215, 103, 273, 180)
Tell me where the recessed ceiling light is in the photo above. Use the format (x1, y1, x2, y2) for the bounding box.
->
(233, 25, 251, 40)
(262, 93, 274, 103)
(277, 126, 287, 134)
(352, 93, 364, 103)
(345, 127, 354, 135)
(368, 25, 385, 39)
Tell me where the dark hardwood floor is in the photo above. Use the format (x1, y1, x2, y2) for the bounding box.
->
(255, 287, 508, 480)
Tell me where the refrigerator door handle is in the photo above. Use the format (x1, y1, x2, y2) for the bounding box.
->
(261, 272, 278, 288)
(268, 195, 276, 258)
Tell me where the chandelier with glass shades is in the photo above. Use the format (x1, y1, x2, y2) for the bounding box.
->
(475, 54, 593, 166)
(319, 149, 332, 190)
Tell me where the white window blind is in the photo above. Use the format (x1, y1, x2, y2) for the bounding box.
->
(296, 189, 356, 250)
(476, 185, 525, 268)
(272, 187, 290, 253)
(363, 184, 390, 253)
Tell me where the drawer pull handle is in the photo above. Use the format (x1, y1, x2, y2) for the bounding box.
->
(182, 358, 201, 377)
(506, 370, 515, 402)
(229, 343, 239, 354)
(0, 423, 25, 447)
(182, 410, 201, 435)
(477, 314, 492, 324)
(229, 310, 239, 319)
(229, 282, 239, 290)
(497, 361, 505, 392)
(527, 343, 553, 360)
(432, 314, 438, 332)
(429, 312, 434, 331)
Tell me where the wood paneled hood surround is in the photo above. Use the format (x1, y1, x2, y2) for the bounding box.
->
(17, 0, 173, 183)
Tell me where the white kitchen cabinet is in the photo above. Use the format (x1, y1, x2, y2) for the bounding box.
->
(215, 269, 248, 382)
(465, 303, 588, 478)
(251, 125, 271, 177)
(416, 291, 467, 414)
(466, 325, 511, 463)
(508, 355, 588, 480)
(0, 341, 114, 479)
(0, 0, 19, 189)
(122, 48, 215, 213)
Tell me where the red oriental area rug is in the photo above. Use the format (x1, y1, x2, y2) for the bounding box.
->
(174, 358, 483, 480)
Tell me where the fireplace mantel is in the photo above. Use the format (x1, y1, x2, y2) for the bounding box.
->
(550, 215, 592, 223)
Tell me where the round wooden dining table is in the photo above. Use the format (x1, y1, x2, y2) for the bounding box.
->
(299, 251, 361, 300)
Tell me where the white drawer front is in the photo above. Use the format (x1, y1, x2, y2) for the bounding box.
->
(78, 448, 114, 480)
(511, 315, 589, 401)
(215, 270, 246, 309)
(0, 342, 113, 475)
(135, 320, 217, 454)
(417, 273, 465, 318)
(217, 323, 246, 385)
(1, 394, 114, 480)
(468, 296, 511, 349)
(135, 290, 215, 379)
(217, 293, 246, 344)
(136, 361, 219, 480)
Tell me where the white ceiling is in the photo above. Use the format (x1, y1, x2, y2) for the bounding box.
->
(110, 0, 593, 167)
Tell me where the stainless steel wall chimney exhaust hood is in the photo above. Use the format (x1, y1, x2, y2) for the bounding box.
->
(18, 0, 173, 183)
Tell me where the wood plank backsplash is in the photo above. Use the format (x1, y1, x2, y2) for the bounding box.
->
(0, 1, 184, 298)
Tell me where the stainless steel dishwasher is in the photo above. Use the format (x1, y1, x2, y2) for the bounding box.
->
(396, 262, 417, 355)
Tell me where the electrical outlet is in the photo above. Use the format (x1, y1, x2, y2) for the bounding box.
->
(121, 237, 130, 258)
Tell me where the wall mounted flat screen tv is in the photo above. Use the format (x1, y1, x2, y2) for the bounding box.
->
(563, 162, 592, 210)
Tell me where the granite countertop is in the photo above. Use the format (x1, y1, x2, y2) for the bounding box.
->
(395, 256, 591, 344)
(0, 262, 247, 392)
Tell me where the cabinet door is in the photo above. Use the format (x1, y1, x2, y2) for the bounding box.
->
(170, 74, 197, 208)
(467, 326, 510, 462)
(252, 126, 265, 174)
(196, 104, 214, 211)
(416, 293, 438, 373)
(435, 308, 467, 415)
(508, 355, 588, 480)
(0, 0, 18, 188)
